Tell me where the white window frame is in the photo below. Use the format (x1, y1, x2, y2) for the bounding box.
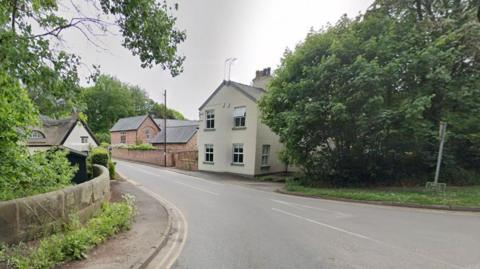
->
(206, 110, 215, 129)
(233, 107, 246, 128)
(232, 143, 244, 164)
(205, 144, 214, 163)
(81, 136, 88, 144)
(261, 145, 270, 166)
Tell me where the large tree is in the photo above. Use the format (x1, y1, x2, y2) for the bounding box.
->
(0, 0, 186, 117)
(260, 0, 480, 186)
(82, 74, 186, 137)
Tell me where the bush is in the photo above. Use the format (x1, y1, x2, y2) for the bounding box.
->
(95, 132, 111, 144)
(0, 197, 135, 269)
(108, 160, 116, 180)
(89, 147, 109, 168)
(0, 149, 77, 201)
(120, 143, 156, 150)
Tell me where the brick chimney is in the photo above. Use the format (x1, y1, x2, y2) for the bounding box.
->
(252, 67, 272, 90)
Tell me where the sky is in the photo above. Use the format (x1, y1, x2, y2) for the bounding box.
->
(59, 0, 373, 119)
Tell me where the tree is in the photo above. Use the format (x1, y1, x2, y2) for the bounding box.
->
(0, 0, 186, 117)
(82, 74, 186, 136)
(259, 0, 480, 186)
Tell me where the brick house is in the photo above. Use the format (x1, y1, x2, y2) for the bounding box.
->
(110, 115, 160, 145)
(151, 119, 199, 152)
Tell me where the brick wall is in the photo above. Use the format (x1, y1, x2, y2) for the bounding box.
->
(112, 148, 175, 167)
(174, 151, 198, 171)
(110, 117, 160, 145)
(137, 117, 160, 144)
(111, 130, 137, 145)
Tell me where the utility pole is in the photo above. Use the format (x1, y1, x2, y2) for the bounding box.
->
(163, 90, 167, 167)
(434, 122, 447, 185)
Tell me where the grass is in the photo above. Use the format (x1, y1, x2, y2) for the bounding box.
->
(285, 181, 480, 208)
(0, 196, 135, 269)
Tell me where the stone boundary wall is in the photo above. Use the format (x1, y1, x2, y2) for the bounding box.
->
(0, 165, 110, 244)
(112, 148, 198, 171)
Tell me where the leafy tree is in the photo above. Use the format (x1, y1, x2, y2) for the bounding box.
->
(260, 0, 480, 186)
(0, 0, 186, 117)
(82, 75, 186, 134)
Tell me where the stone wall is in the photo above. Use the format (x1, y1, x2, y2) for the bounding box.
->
(0, 165, 110, 245)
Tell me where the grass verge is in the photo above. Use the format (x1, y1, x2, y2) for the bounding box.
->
(285, 181, 480, 208)
(0, 196, 135, 269)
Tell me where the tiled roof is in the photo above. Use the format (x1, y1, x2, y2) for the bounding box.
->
(151, 125, 198, 144)
(110, 115, 149, 132)
(198, 80, 266, 110)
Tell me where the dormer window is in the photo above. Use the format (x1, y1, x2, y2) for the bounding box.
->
(30, 130, 45, 139)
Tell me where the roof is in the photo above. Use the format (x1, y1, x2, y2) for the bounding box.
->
(151, 125, 198, 144)
(110, 115, 154, 132)
(28, 114, 99, 146)
(198, 80, 266, 110)
(154, 119, 199, 129)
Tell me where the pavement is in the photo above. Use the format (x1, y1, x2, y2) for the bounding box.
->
(61, 180, 170, 269)
(116, 160, 480, 269)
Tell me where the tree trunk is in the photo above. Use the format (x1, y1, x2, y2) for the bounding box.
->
(11, 0, 17, 33)
(415, 0, 423, 21)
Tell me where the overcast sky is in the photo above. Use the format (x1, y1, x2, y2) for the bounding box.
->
(60, 0, 373, 119)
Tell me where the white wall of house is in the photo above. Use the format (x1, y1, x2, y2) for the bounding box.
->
(198, 84, 259, 176)
(63, 121, 98, 152)
(254, 115, 287, 175)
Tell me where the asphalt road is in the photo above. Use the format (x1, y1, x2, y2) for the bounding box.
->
(116, 160, 480, 269)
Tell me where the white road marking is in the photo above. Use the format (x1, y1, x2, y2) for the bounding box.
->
(271, 199, 352, 217)
(120, 163, 220, 196)
(272, 207, 371, 240)
(272, 207, 463, 269)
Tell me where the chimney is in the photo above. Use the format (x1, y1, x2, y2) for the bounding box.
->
(252, 67, 272, 90)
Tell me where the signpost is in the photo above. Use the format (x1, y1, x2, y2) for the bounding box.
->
(425, 122, 447, 193)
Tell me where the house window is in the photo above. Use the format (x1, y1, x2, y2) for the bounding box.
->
(30, 130, 45, 139)
(205, 144, 214, 163)
(233, 107, 246, 128)
(120, 131, 126, 144)
(206, 110, 215, 129)
(145, 128, 151, 140)
(232, 144, 244, 164)
(81, 136, 88, 144)
(261, 145, 270, 166)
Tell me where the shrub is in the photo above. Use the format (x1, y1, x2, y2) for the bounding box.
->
(0, 198, 135, 269)
(95, 132, 111, 144)
(0, 149, 77, 201)
(108, 160, 116, 180)
(119, 143, 156, 150)
(89, 147, 109, 168)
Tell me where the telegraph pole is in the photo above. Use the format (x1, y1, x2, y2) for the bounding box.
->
(163, 90, 167, 167)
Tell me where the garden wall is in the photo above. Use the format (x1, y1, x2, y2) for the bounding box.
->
(112, 148, 198, 171)
(0, 165, 110, 244)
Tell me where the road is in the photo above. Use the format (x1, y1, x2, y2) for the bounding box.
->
(116, 160, 480, 269)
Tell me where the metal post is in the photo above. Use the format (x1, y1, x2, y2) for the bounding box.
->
(163, 90, 167, 167)
(434, 122, 447, 185)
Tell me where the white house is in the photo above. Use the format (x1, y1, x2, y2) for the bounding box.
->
(198, 68, 290, 176)
(27, 114, 99, 153)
